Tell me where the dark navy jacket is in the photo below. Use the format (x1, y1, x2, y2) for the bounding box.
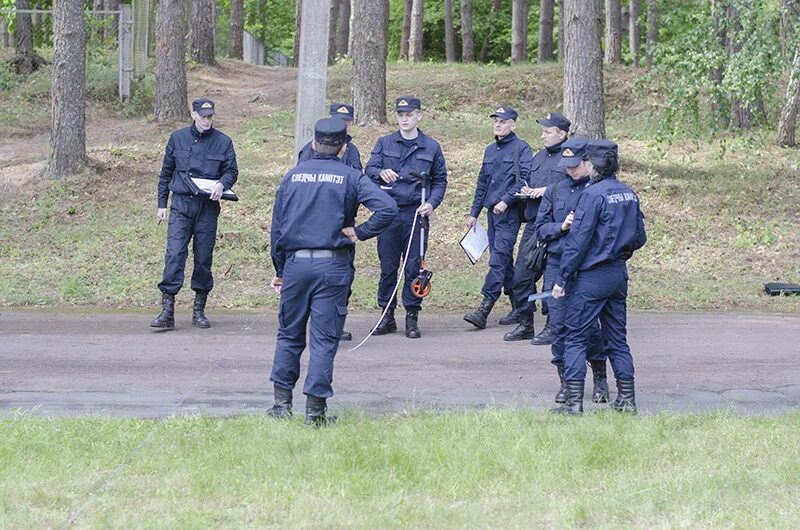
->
(270, 154, 398, 277)
(298, 135, 363, 170)
(556, 175, 647, 287)
(522, 141, 569, 222)
(469, 132, 533, 218)
(365, 130, 448, 209)
(533, 175, 591, 260)
(157, 125, 238, 208)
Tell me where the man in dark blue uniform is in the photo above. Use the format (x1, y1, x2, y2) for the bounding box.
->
(366, 97, 448, 339)
(463, 106, 533, 330)
(268, 117, 397, 426)
(552, 139, 647, 415)
(151, 98, 238, 330)
(297, 103, 362, 342)
(502, 112, 571, 343)
(297, 103, 362, 170)
(533, 138, 609, 405)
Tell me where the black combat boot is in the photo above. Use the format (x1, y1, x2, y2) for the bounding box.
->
(531, 315, 552, 345)
(340, 331, 353, 341)
(405, 308, 421, 339)
(552, 380, 584, 415)
(612, 379, 637, 414)
(373, 307, 397, 335)
(463, 297, 495, 330)
(266, 384, 293, 419)
(305, 395, 337, 427)
(503, 312, 536, 341)
(554, 364, 567, 404)
(192, 291, 210, 328)
(498, 297, 520, 326)
(590, 360, 610, 403)
(150, 292, 175, 329)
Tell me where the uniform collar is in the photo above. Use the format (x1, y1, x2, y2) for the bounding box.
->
(312, 153, 341, 161)
(191, 124, 214, 138)
(495, 131, 517, 146)
(570, 175, 591, 188)
(546, 138, 566, 154)
(394, 129, 425, 144)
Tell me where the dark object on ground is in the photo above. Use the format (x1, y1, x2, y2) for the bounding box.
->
(764, 282, 800, 296)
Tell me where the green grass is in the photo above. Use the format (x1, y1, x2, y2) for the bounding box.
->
(2, 410, 799, 528)
(1, 60, 799, 312)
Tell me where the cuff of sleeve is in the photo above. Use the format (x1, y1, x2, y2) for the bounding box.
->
(158, 199, 168, 209)
(354, 225, 369, 241)
(470, 208, 481, 218)
(502, 193, 515, 206)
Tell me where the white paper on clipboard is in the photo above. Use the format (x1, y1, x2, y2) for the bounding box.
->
(459, 220, 489, 264)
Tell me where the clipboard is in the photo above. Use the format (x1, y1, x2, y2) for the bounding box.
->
(189, 177, 239, 201)
(459, 220, 489, 264)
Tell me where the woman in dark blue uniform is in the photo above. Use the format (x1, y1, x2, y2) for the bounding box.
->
(533, 137, 609, 407)
(552, 139, 647, 415)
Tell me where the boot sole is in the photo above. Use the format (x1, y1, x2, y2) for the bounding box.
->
(503, 332, 536, 342)
(592, 395, 610, 404)
(463, 316, 487, 329)
(373, 323, 397, 335)
(150, 321, 175, 329)
(192, 320, 211, 328)
(531, 338, 552, 346)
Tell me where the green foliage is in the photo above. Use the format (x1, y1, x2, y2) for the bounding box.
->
(639, 0, 788, 141)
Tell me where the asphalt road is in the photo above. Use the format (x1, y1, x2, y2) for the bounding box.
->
(2, 309, 799, 417)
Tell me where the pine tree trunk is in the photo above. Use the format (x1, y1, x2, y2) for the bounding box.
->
(409, 0, 424, 62)
(155, 0, 189, 121)
(538, 0, 554, 62)
(629, 0, 641, 67)
(294, 0, 302, 66)
(45, 0, 86, 180)
(777, 47, 800, 146)
(480, 0, 501, 62)
(12, 0, 45, 74)
(352, 0, 388, 124)
(563, 0, 605, 139)
(727, 5, 755, 129)
(709, 0, 728, 128)
(190, 0, 216, 65)
(229, 0, 244, 59)
(400, 0, 412, 59)
(511, 0, 529, 64)
(558, 0, 565, 60)
(337, 0, 351, 57)
(461, 0, 474, 62)
(645, 0, 657, 69)
(328, 0, 339, 64)
(604, 0, 622, 64)
(444, 0, 456, 63)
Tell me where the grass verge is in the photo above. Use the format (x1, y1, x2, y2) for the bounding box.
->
(2, 410, 799, 528)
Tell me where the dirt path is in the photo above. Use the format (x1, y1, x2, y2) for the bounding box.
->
(0, 61, 297, 186)
(2, 310, 799, 418)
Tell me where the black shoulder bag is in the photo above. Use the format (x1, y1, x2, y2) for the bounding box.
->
(521, 179, 561, 274)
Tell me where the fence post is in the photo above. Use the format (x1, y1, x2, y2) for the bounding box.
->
(118, 4, 133, 101)
(1, 20, 9, 48)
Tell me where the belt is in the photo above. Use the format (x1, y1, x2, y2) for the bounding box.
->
(293, 248, 350, 259)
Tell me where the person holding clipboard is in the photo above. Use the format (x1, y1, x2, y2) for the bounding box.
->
(151, 98, 239, 330)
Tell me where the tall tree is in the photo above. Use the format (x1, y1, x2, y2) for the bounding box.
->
(400, 0, 412, 59)
(539, 0, 555, 62)
(480, 0, 501, 62)
(777, 46, 800, 146)
(328, 0, 339, 64)
(230, 0, 244, 59)
(155, 0, 189, 121)
(629, 0, 641, 67)
(709, 0, 728, 127)
(45, 0, 86, 180)
(294, 0, 302, 66)
(726, 4, 755, 129)
(12, 0, 46, 74)
(444, 0, 457, 63)
(563, 0, 605, 138)
(645, 0, 657, 69)
(352, 0, 389, 124)
(190, 0, 216, 65)
(409, 0, 424, 62)
(604, 0, 622, 64)
(558, 0, 565, 60)
(337, 0, 351, 57)
(461, 0, 474, 62)
(511, 0, 529, 64)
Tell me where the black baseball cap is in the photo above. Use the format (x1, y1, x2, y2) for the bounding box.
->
(192, 98, 215, 117)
